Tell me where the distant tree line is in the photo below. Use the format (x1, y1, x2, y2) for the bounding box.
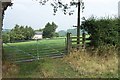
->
(2, 24, 35, 43)
(58, 29, 87, 37)
(2, 22, 59, 43)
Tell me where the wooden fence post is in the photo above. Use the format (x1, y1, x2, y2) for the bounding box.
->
(66, 32, 71, 54)
(0, 1, 2, 79)
(82, 32, 86, 49)
(0, 1, 12, 79)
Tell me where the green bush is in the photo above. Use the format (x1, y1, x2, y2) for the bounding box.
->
(2, 32, 10, 43)
(82, 17, 119, 47)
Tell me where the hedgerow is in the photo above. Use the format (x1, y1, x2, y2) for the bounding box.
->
(81, 17, 119, 47)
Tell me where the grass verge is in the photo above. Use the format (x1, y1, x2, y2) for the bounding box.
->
(63, 46, 118, 78)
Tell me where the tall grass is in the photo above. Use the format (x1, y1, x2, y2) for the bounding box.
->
(2, 39, 119, 78)
(2, 61, 19, 78)
(63, 45, 118, 78)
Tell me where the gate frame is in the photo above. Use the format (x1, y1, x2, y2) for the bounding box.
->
(0, 0, 12, 79)
(66, 32, 91, 54)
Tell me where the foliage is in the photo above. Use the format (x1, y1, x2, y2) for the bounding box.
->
(43, 22, 58, 38)
(35, 28, 43, 32)
(2, 24, 35, 43)
(58, 29, 86, 37)
(2, 32, 10, 43)
(37, 0, 85, 15)
(81, 17, 119, 47)
(117, 18, 120, 50)
(54, 32, 59, 37)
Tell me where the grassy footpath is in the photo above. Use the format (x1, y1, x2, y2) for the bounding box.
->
(26, 58, 82, 78)
(3, 53, 118, 78)
(3, 58, 82, 78)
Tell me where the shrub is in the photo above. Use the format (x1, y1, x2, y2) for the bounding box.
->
(82, 17, 119, 47)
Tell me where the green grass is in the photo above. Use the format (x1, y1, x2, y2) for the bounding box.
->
(3, 38, 81, 78)
(3, 36, 91, 61)
(28, 58, 81, 78)
(2, 37, 88, 78)
(3, 56, 118, 78)
(3, 58, 82, 78)
(3, 38, 66, 61)
(2, 37, 119, 78)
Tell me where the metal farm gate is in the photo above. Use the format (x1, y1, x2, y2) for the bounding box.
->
(3, 38, 66, 63)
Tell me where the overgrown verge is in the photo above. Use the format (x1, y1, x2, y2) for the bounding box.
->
(2, 45, 119, 78)
(2, 61, 19, 78)
(2, 58, 81, 78)
(63, 45, 118, 78)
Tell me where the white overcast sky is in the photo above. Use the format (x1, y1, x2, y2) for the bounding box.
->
(3, 0, 119, 31)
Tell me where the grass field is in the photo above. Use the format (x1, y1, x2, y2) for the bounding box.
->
(3, 36, 91, 61)
(3, 38, 66, 61)
(3, 38, 82, 78)
(3, 37, 118, 78)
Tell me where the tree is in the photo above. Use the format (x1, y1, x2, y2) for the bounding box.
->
(8, 24, 35, 42)
(27, 26, 35, 40)
(38, 0, 85, 45)
(9, 30, 16, 43)
(11, 24, 22, 41)
(43, 22, 58, 38)
(19, 26, 25, 40)
(54, 32, 59, 37)
(24, 26, 34, 40)
(38, 0, 84, 15)
(2, 32, 10, 43)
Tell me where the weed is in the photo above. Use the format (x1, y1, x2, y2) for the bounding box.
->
(63, 45, 118, 78)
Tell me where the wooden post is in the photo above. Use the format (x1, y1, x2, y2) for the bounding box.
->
(82, 31, 86, 49)
(0, 1, 2, 79)
(77, 0, 81, 45)
(0, 1, 12, 79)
(66, 33, 71, 54)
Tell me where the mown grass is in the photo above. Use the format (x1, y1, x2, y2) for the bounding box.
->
(3, 37, 90, 61)
(3, 38, 66, 61)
